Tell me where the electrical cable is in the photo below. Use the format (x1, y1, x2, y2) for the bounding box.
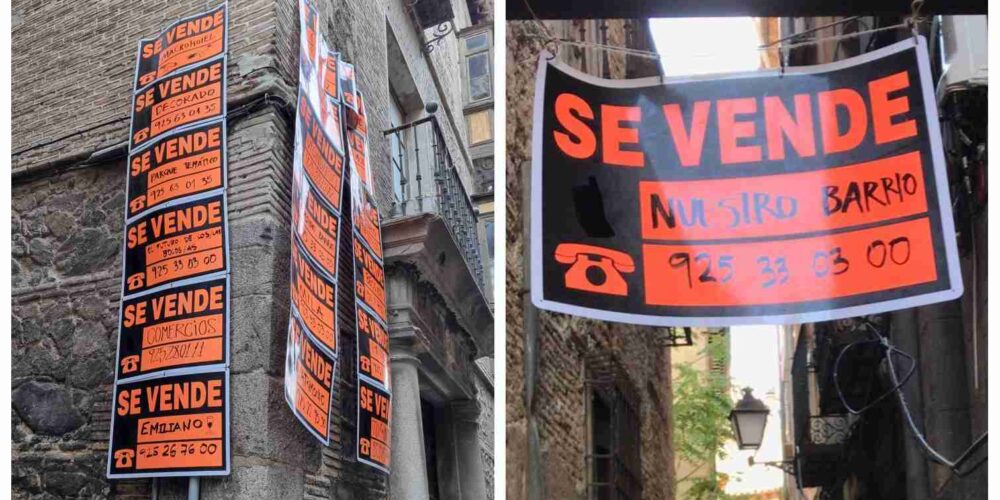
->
(831, 320, 988, 478)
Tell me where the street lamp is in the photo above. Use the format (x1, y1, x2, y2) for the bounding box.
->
(729, 387, 770, 450)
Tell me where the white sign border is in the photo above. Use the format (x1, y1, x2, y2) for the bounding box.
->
(530, 36, 963, 327)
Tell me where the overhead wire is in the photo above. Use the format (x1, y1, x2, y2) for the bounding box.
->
(831, 320, 988, 478)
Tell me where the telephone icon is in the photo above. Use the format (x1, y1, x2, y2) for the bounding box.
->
(114, 449, 135, 468)
(127, 273, 145, 290)
(554, 243, 635, 296)
(120, 355, 140, 374)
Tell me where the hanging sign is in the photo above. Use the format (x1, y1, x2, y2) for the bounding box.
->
(126, 120, 227, 218)
(292, 167, 341, 279)
(123, 193, 229, 296)
(135, 4, 228, 89)
(290, 239, 338, 354)
(530, 37, 962, 326)
(356, 378, 391, 472)
(284, 315, 336, 444)
(107, 369, 230, 478)
(115, 277, 229, 380)
(130, 57, 226, 149)
(346, 90, 392, 472)
(283, 0, 345, 445)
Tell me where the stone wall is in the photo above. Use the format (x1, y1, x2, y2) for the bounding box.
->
(506, 20, 675, 500)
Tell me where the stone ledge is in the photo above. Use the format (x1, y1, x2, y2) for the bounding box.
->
(383, 213, 493, 356)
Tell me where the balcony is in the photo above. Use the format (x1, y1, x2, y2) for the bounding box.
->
(789, 326, 854, 488)
(382, 115, 492, 354)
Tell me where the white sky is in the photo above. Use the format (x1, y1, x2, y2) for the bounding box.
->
(650, 17, 784, 495)
(650, 17, 761, 77)
(717, 325, 785, 494)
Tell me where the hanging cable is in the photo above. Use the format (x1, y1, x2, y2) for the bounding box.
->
(831, 320, 988, 478)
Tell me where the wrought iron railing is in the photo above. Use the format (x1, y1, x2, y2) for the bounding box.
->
(383, 116, 486, 290)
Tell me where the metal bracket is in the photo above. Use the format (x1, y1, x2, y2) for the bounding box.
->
(749, 456, 797, 476)
(423, 20, 456, 54)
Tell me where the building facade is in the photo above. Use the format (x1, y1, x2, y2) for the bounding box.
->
(771, 15, 988, 500)
(506, 20, 678, 500)
(11, 0, 494, 498)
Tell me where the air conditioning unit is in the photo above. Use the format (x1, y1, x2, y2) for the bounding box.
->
(937, 15, 987, 102)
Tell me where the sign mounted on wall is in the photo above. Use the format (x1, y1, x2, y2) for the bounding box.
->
(126, 120, 227, 218)
(284, 315, 337, 444)
(116, 277, 229, 380)
(284, 0, 344, 446)
(530, 36, 962, 326)
(122, 193, 229, 296)
(107, 369, 230, 478)
(134, 3, 228, 89)
(111, 4, 230, 480)
(346, 90, 391, 473)
(130, 56, 227, 150)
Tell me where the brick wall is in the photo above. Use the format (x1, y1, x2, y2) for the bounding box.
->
(506, 20, 675, 500)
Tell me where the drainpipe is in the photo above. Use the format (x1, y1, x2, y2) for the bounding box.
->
(521, 159, 543, 500)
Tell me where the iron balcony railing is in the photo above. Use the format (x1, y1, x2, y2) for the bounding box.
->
(383, 115, 486, 290)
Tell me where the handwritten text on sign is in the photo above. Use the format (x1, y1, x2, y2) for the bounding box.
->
(131, 57, 226, 149)
(530, 37, 962, 326)
(117, 277, 228, 380)
(127, 120, 226, 218)
(108, 370, 229, 477)
(284, 315, 335, 443)
(124, 193, 228, 295)
(135, 4, 227, 89)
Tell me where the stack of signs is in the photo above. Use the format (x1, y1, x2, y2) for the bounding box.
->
(529, 37, 962, 326)
(346, 90, 391, 473)
(108, 4, 231, 479)
(284, 0, 345, 445)
(284, 0, 390, 474)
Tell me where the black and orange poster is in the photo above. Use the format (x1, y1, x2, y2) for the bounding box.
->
(292, 166, 341, 280)
(283, 0, 344, 446)
(345, 89, 391, 473)
(134, 4, 228, 89)
(530, 37, 962, 326)
(130, 57, 226, 150)
(284, 314, 336, 444)
(357, 378, 391, 472)
(123, 193, 229, 296)
(111, 4, 230, 480)
(116, 277, 229, 380)
(107, 370, 230, 478)
(290, 239, 338, 354)
(127, 120, 227, 218)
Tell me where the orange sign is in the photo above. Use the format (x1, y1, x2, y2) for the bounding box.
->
(117, 277, 228, 380)
(356, 303, 389, 388)
(284, 315, 335, 443)
(353, 234, 387, 324)
(127, 120, 226, 218)
(292, 164, 341, 279)
(357, 378, 391, 471)
(531, 37, 962, 325)
(107, 370, 229, 477)
(290, 240, 338, 354)
(123, 194, 228, 296)
(131, 57, 226, 149)
(135, 4, 227, 89)
(298, 94, 345, 211)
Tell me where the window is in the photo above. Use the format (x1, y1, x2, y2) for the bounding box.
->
(466, 109, 492, 145)
(585, 357, 643, 500)
(389, 92, 407, 207)
(462, 31, 492, 103)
